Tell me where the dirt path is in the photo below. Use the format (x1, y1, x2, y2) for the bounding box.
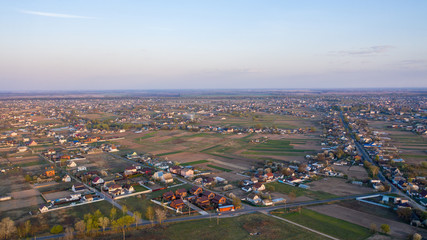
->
(308, 204, 427, 239)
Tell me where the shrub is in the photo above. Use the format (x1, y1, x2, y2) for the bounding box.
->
(50, 225, 63, 234)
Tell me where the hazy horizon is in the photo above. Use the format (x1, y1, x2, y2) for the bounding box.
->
(1, 0, 427, 90)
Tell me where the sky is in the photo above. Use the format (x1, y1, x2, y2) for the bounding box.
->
(1, 0, 427, 91)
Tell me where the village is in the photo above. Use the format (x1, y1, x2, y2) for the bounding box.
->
(0, 93, 426, 239)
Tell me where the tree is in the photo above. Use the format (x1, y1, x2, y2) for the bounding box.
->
(122, 206, 128, 217)
(75, 220, 86, 237)
(370, 166, 379, 178)
(63, 227, 74, 240)
(110, 208, 117, 221)
(413, 233, 422, 240)
(155, 208, 167, 225)
(24, 174, 32, 182)
(146, 206, 155, 226)
(396, 208, 412, 222)
(98, 217, 110, 234)
(232, 197, 242, 209)
(369, 223, 377, 233)
(24, 220, 31, 237)
(133, 211, 141, 229)
(288, 191, 297, 202)
(50, 225, 64, 234)
(380, 224, 390, 234)
(116, 215, 134, 240)
(0, 217, 17, 240)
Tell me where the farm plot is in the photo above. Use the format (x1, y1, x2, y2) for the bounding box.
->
(307, 177, 374, 196)
(272, 208, 372, 240)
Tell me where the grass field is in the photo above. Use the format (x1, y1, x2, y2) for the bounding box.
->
(157, 150, 185, 156)
(105, 213, 329, 240)
(133, 185, 150, 192)
(266, 182, 338, 200)
(181, 160, 209, 166)
(133, 132, 156, 142)
(272, 208, 372, 240)
(207, 164, 232, 172)
(242, 139, 315, 157)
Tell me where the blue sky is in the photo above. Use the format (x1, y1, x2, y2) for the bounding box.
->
(1, 0, 426, 90)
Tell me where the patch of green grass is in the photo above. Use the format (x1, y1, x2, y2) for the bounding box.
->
(117, 196, 153, 219)
(207, 164, 232, 172)
(157, 151, 184, 156)
(242, 151, 307, 156)
(133, 185, 150, 192)
(15, 158, 48, 167)
(133, 132, 156, 142)
(66, 200, 117, 220)
(208, 153, 234, 159)
(401, 154, 427, 159)
(272, 208, 372, 240)
(181, 160, 209, 166)
(266, 182, 337, 200)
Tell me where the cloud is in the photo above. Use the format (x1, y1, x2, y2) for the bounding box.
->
(20, 10, 95, 19)
(331, 45, 394, 56)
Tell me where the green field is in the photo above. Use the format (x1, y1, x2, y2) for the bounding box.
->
(157, 150, 185, 156)
(272, 209, 372, 240)
(109, 213, 329, 240)
(133, 132, 156, 142)
(266, 182, 337, 200)
(207, 164, 232, 172)
(242, 139, 315, 157)
(133, 185, 150, 192)
(181, 160, 209, 166)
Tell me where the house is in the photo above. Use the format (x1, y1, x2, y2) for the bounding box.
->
(67, 161, 77, 168)
(72, 183, 85, 192)
(77, 166, 87, 171)
(123, 184, 135, 193)
(126, 152, 139, 159)
(39, 205, 49, 213)
(163, 191, 176, 201)
(108, 184, 122, 193)
(241, 186, 252, 192)
(217, 205, 235, 212)
(181, 168, 194, 178)
(246, 193, 262, 204)
(212, 195, 226, 205)
(47, 149, 56, 155)
(17, 146, 28, 152)
(162, 173, 174, 184)
(62, 175, 71, 182)
(169, 166, 182, 174)
(203, 177, 216, 186)
(170, 199, 185, 209)
(141, 168, 153, 175)
(152, 171, 164, 180)
(84, 194, 93, 202)
(175, 188, 188, 198)
(92, 176, 104, 185)
(27, 140, 38, 146)
(262, 199, 273, 206)
(196, 196, 210, 206)
(265, 172, 274, 181)
(108, 145, 119, 152)
(202, 191, 216, 200)
(252, 182, 265, 192)
(189, 186, 203, 195)
(124, 166, 137, 176)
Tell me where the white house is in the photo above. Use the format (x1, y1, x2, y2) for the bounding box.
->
(77, 166, 87, 171)
(62, 175, 71, 182)
(67, 161, 77, 168)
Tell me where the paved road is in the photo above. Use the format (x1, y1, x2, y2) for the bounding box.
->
(340, 112, 425, 211)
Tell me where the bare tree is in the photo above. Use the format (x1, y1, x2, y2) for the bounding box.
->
(155, 208, 167, 225)
(98, 217, 110, 234)
(133, 211, 141, 229)
(0, 217, 17, 240)
(24, 220, 31, 237)
(63, 227, 74, 240)
(75, 220, 86, 237)
(146, 206, 155, 226)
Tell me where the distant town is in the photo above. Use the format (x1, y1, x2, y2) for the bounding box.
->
(0, 89, 426, 239)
